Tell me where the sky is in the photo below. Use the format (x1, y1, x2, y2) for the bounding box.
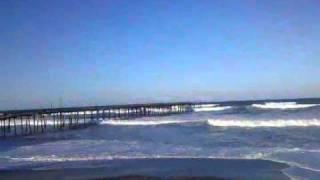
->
(0, 0, 320, 110)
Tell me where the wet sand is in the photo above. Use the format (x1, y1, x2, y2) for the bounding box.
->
(0, 158, 290, 180)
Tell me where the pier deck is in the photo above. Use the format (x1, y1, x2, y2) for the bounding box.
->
(0, 102, 208, 138)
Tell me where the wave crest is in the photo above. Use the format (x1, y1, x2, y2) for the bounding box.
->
(207, 119, 320, 127)
(251, 102, 319, 110)
(100, 119, 204, 126)
(193, 106, 232, 112)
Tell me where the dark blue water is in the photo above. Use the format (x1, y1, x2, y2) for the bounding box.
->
(1, 98, 320, 179)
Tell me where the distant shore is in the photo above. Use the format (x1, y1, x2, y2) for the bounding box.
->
(0, 158, 290, 180)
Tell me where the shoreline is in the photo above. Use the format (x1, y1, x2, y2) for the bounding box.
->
(0, 158, 290, 180)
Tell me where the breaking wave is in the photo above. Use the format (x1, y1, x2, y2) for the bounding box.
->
(100, 119, 204, 126)
(7, 149, 320, 173)
(207, 119, 320, 127)
(192, 104, 218, 108)
(252, 102, 319, 110)
(193, 106, 232, 112)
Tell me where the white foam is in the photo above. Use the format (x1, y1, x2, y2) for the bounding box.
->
(6, 149, 320, 173)
(100, 119, 203, 126)
(193, 106, 232, 112)
(252, 102, 319, 110)
(207, 119, 320, 127)
(193, 104, 218, 108)
(2, 154, 275, 163)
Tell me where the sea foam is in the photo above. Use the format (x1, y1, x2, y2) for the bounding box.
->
(100, 119, 204, 126)
(192, 106, 232, 112)
(207, 119, 320, 127)
(252, 102, 319, 110)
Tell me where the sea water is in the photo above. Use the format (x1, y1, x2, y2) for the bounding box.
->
(1, 99, 320, 179)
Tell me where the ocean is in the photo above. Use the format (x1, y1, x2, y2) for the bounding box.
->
(1, 98, 320, 179)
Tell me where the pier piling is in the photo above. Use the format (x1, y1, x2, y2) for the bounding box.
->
(0, 102, 214, 138)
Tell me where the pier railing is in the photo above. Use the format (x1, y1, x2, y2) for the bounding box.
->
(0, 102, 204, 138)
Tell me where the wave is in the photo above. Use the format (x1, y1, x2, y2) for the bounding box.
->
(193, 106, 232, 112)
(7, 152, 320, 173)
(192, 104, 218, 108)
(100, 119, 204, 126)
(252, 102, 320, 110)
(207, 119, 320, 127)
(4, 154, 278, 163)
(6, 148, 320, 175)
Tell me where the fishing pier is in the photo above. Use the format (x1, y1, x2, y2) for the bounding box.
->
(0, 102, 203, 138)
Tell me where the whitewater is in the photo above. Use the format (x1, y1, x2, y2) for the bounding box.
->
(252, 102, 320, 110)
(1, 99, 320, 179)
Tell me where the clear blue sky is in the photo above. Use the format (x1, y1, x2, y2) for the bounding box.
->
(0, 0, 320, 109)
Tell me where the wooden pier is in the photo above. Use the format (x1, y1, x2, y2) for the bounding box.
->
(0, 102, 204, 138)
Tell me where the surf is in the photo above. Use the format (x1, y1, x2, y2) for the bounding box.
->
(251, 102, 320, 110)
(207, 119, 320, 127)
(100, 119, 204, 126)
(192, 105, 232, 112)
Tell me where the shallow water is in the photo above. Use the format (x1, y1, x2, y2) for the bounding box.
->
(1, 99, 320, 179)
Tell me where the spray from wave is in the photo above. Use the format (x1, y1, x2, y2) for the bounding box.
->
(207, 119, 320, 127)
(252, 102, 319, 110)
